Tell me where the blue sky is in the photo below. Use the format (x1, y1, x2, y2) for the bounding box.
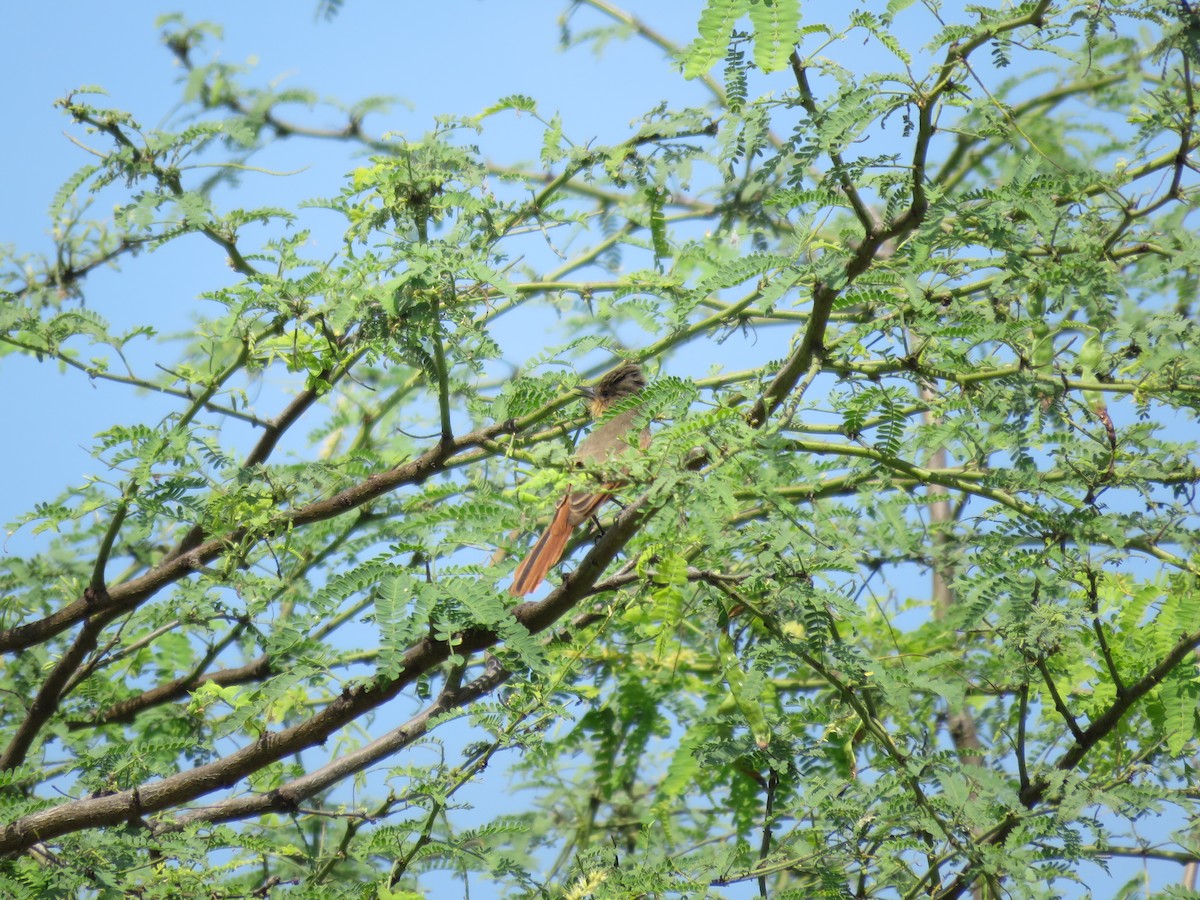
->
(1, 1, 716, 533)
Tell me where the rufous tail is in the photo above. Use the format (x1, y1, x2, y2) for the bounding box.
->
(509, 488, 613, 595)
(509, 496, 574, 596)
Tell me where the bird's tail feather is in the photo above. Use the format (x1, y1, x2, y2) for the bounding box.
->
(509, 484, 619, 596)
(509, 496, 575, 596)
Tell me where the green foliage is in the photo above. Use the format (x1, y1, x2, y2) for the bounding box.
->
(746, 0, 802, 73)
(684, 0, 751, 79)
(3, 1, 1200, 897)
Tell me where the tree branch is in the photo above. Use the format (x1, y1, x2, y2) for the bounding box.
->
(0, 489, 658, 856)
(0, 419, 519, 656)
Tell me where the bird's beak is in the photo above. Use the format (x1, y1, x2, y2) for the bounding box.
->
(575, 384, 596, 400)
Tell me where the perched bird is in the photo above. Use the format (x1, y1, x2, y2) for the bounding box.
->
(509, 362, 649, 596)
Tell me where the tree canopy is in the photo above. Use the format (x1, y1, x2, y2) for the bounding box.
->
(3, 1, 1200, 897)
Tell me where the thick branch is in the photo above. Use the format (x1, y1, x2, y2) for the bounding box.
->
(68, 654, 271, 730)
(0, 492, 657, 856)
(0, 597, 107, 772)
(0, 420, 518, 656)
(933, 624, 1200, 899)
(160, 657, 511, 831)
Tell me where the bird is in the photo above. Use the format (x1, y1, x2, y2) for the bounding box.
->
(509, 362, 649, 596)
